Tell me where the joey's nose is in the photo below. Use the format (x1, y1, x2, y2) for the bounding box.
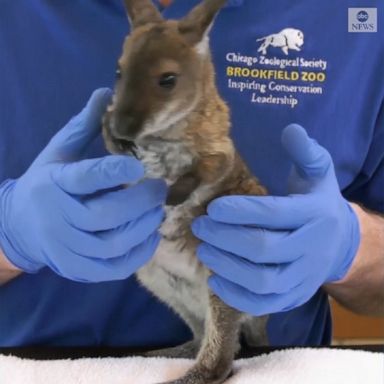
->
(111, 113, 140, 140)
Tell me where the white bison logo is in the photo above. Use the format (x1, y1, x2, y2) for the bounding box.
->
(257, 28, 304, 55)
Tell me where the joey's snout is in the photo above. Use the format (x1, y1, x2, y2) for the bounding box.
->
(107, 108, 143, 140)
(102, 106, 142, 155)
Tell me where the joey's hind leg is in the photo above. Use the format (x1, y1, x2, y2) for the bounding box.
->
(159, 293, 242, 384)
(144, 339, 200, 359)
(142, 299, 205, 359)
(241, 315, 269, 347)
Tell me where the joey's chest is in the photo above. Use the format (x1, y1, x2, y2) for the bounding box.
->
(137, 140, 195, 184)
(136, 139, 208, 280)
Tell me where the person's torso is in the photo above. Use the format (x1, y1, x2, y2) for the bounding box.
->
(1, 0, 383, 347)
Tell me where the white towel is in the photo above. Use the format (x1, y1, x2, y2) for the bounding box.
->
(0, 348, 382, 384)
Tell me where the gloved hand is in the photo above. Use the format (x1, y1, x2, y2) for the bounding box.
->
(192, 124, 360, 316)
(0, 88, 166, 282)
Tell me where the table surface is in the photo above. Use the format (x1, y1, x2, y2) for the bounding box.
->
(0, 344, 382, 360)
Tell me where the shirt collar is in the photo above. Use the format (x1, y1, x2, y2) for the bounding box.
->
(156, 0, 244, 10)
(226, 0, 244, 7)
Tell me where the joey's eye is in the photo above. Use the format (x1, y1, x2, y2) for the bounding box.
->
(158, 72, 178, 89)
(116, 67, 122, 79)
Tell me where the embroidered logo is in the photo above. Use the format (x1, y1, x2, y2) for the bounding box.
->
(348, 8, 377, 33)
(257, 28, 304, 56)
(225, 27, 328, 109)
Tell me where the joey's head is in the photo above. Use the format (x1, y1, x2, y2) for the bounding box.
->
(103, 0, 226, 154)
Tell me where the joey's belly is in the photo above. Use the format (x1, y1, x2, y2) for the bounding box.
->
(136, 206, 210, 319)
(136, 237, 209, 320)
(152, 236, 207, 281)
(137, 236, 207, 280)
(148, 204, 206, 281)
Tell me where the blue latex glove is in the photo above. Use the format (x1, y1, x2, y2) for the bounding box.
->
(0, 89, 166, 282)
(192, 124, 360, 316)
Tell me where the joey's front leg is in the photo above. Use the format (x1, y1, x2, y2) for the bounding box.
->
(159, 293, 242, 384)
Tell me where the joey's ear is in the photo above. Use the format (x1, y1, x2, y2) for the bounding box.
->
(123, 0, 163, 28)
(178, 0, 226, 46)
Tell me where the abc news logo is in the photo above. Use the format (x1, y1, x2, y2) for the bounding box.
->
(349, 8, 377, 33)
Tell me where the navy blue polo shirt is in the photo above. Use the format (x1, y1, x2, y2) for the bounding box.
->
(0, 0, 383, 347)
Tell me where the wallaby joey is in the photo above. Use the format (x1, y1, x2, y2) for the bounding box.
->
(103, 1, 269, 383)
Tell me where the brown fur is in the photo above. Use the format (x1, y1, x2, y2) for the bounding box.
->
(102, 1, 268, 383)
